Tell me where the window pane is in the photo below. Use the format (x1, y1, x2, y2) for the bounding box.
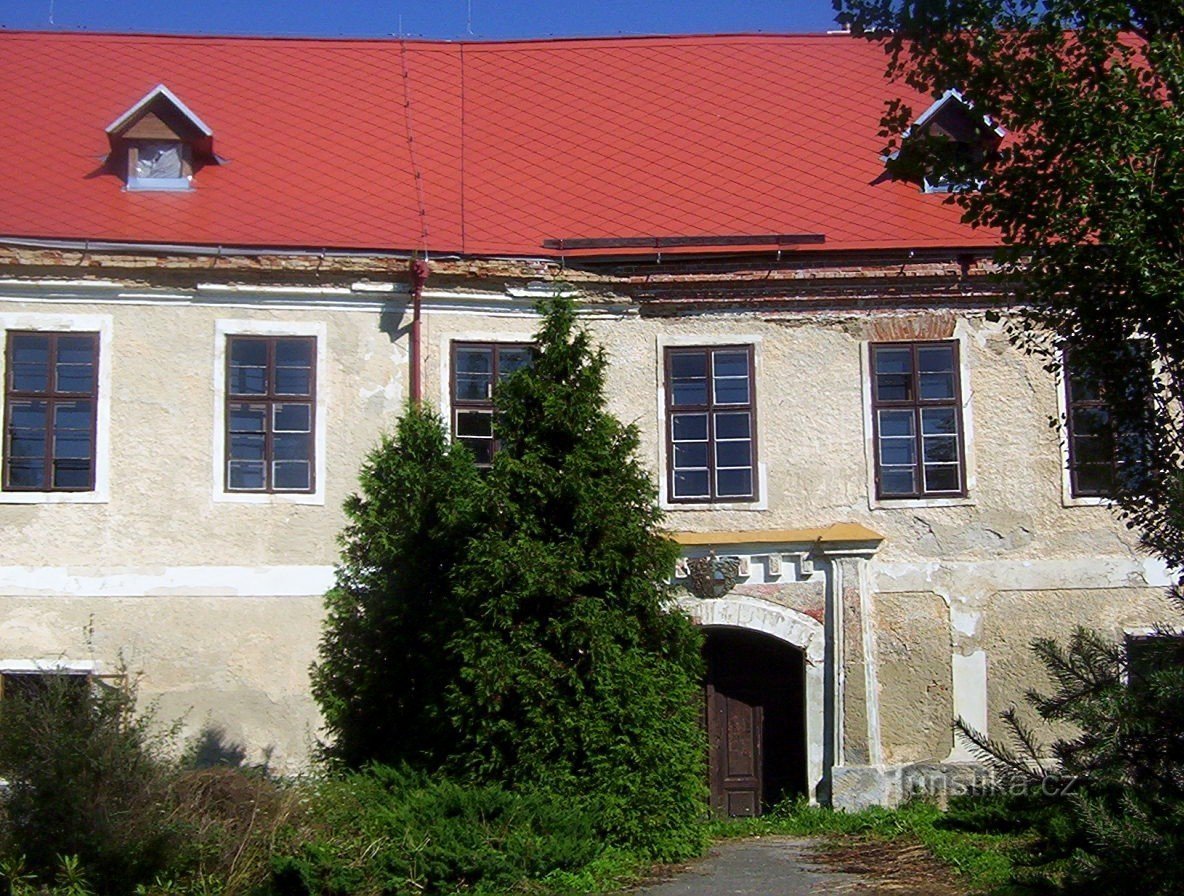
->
(874, 347, 913, 401)
(275, 339, 313, 369)
(498, 347, 532, 378)
(672, 380, 709, 406)
(7, 459, 45, 488)
(52, 459, 90, 489)
(456, 411, 492, 438)
(878, 410, 914, 438)
(229, 404, 267, 433)
(673, 442, 708, 469)
(53, 400, 92, 433)
(230, 338, 267, 367)
(717, 468, 753, 498)
(715, 440, 752, 468)
(9, 400, 47, 433)
(917, 345, 955, 374)
(670, 352, 708, 407)
(921, 407, 958, 436)
(455, 348, 493, 401)
(9, 433, 44, 458)
(135, 142, 183, 179)
(669, 352, 707, 379)
(880, 438, 916, 466)
(1075, 464, 1115, 496)
(1071, 407, 1110, 437)
(672, 413, 708, 442)
(273, 460, 311, 490)
(55, 336, 96, 393)
(53, 433, 90, 460)
(275, 366, 312, 397)
(274, 432, 311, 461)
(230, 433, 266, 462)
(713, 351, 749, 379)
(228, 460, 265, 490)
(274, 403, 311, 433)
(10, 333, 50, 392)
(713, 375, 750, 405)
(923, 464, 961, 493)
(1073, 434, 1113, 465)
(923, 435, 959, 464)
(880, 469, 916, 495)
(715, 412, 751, 440)
(673, 469, 709, 498)
(919, 372, 955, 400)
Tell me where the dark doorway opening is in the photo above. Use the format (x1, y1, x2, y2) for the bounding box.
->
(704, 627, 807, 816)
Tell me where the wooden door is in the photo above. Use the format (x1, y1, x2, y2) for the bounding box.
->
(707, 682, 763, 817)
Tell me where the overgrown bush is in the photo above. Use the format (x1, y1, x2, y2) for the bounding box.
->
(0, 680, 299, 896)
(0, 674, 182, 895)
(271, 765, 607, 896)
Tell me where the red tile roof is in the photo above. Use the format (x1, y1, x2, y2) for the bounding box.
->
(0, 31, 998, 258)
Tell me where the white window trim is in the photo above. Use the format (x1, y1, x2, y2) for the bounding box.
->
(1055, 349, 1113, 508)
(0, 659, 99, 675)
(0, 312, 112, 504)
(212, 319, 327, 506)
(656, 334, 768, 512)
(862, 326, 977, 510)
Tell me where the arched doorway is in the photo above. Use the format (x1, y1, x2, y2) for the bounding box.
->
(704, 627, 808, 816)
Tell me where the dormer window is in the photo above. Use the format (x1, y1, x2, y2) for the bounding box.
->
(105, 85, 215, 192)
(885, 89, 1004, 194)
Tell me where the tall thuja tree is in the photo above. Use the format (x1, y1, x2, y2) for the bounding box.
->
(311, 404, 484, 770)
(445, 297, 705, 859)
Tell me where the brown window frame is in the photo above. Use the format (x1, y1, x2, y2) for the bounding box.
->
(870, 340, 967, 500)
(225, 335, 316, 494)
(3, 330, 99, 492)
(1063, 352, 1119, 499)
(665, 345, 758, 504)
(450, 341, 533, 467)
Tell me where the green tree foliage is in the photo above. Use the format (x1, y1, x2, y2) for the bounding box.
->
(313, 298, 705, 858)
(445, 298, 705, 857)
(834, 0, 1184, 564)
(955, 627, 1184, 893)
(311, 405, 485, 770)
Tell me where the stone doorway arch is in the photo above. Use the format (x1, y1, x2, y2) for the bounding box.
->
(677, 594, 826, 807)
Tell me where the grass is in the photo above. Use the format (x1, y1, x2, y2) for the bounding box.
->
(705, 799, 1039, 895)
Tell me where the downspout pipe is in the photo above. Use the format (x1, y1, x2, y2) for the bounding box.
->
(409, 258, 430, 405)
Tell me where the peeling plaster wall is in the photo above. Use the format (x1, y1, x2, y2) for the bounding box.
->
(0, 595, 322, 771)
(0, 281, 1171, 779)
(983, 587, 1176, 736)
(874, 592, 953, 764)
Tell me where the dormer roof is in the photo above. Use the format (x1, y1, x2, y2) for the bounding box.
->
(106, 83, 213, 140)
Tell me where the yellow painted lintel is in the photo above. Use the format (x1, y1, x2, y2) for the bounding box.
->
(669, 522, 884, 546)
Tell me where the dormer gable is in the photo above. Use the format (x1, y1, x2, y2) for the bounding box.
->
(886, 89, 1005, 193)
(105, 85, 216, 191)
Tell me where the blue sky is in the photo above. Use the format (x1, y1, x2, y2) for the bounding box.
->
(0, 0, 843, 39)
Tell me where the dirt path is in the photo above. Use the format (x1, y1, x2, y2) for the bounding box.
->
(636, 836, 963, 895)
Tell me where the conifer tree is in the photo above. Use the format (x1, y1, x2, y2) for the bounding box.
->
(311, 404, 485, 770)
(443, 297, 705, 857)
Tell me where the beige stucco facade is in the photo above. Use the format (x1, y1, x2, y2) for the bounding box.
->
(0, 251, 1174, 804)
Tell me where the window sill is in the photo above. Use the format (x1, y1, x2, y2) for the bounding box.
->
(869, 495, 975, 510)
(663, 497, 768, 512)
(213, 490, 324, 507)
(0, 490, 107, 505)
(1062, 495, 1114, 508)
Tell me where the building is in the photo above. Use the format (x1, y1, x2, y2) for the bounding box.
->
(0, 30, 1173, 811)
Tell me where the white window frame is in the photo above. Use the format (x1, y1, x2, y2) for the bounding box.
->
(861, 326, 977, 510)
(656, 334, 767, 512)
(0, 313, 112, 504)
(212, 320, 327, 505)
